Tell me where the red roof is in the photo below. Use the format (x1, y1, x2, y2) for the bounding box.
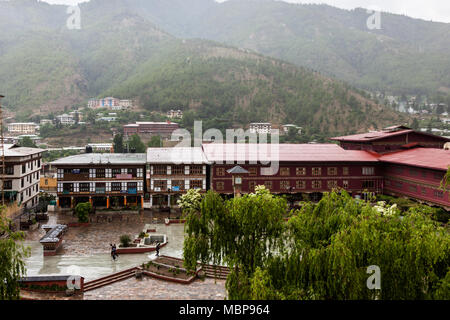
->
(379, 148, 450, 171)
(331, 129, 450, 143)
(331, 129, 414, 142)
(202, 144, 380, 163)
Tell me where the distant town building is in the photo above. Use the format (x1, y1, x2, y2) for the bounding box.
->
(7, 123, 38, 135)
(87, 143, 114, 152)
(88, 97, 133, 110)
(1, 144, 43, 207)
(56, 114, 75, 126)
(123, 121, 180, 139)
(249, 123, 272, 134)
(97, 116, 117, 122)
(282, 124, 302, 135)
(40, 119, 54, 126)
(167, 110, 183, 119)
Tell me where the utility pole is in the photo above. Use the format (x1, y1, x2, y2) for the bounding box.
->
(0, 95, 5, 206)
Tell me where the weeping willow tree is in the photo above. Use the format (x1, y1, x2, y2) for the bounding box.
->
(250, 191, 450, 300)
(441, 166, 450, 191)
(184, 187, 450, 299)
(183, 186, 287, 299)
(0, 207, 30, 300)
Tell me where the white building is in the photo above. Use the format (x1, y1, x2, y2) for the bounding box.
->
(8, 123, 38, 135)
(40, 119, 54, 126)
(2, 144, 43, 208)
(56, 114, 75, 125)
(167, 110, 183, 119)
(282, 124, 303, 135)
(249, 123, 272, 134)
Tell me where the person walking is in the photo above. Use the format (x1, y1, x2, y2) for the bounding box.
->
(111, 243, 118, 261)
(155, 242, 160, 257)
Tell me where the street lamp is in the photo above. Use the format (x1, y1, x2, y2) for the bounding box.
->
(167, 188, 171, 219)
(227, 166, 249, 198)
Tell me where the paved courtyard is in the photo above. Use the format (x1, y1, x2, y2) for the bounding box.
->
(21, 211, 226, 299)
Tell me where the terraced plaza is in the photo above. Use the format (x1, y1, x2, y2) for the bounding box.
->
(21, 211, 227, 300)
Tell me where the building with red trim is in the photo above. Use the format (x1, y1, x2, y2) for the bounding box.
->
(331, 125, 449, 154)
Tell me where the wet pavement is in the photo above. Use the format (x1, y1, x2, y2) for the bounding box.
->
(24, 212, 186, 281)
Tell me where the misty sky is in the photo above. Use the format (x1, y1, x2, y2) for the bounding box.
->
(41, 0, 450, 23)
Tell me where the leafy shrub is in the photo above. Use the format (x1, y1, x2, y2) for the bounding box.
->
(120, 234, 132, 248)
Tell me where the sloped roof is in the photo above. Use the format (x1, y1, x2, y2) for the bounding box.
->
(379, 148, 450, 171)
(331, 129, 450, 143)
(51, 153, 146, 165)
(3, 144, 43, 157)
(202, 143, 380, 163)
(147, 147, 210, 164)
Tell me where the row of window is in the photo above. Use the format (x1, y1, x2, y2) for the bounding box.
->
(393, 166, 442, 180)
(216, 166, 375, 177)
(58, 168, 144, 178)
(385, 179, 446, 199)
(152, 180, 203, 190)
(152, 165, 204, 175)
(215, 180, 377, 191)
(59, 182, 143, 193)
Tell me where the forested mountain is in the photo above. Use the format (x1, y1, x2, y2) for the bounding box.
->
(0, 0, 406, 135)
(71, 0, 450, 98)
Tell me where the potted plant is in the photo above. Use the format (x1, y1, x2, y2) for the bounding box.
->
(120, 234, 132, 248)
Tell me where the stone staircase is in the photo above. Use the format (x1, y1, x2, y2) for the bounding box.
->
(83, 267, 139, 292)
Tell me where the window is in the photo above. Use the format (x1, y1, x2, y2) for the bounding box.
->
(395, 167, 403, 174)
(172, 165, 184, 175)
(3, 181, 12, 190)
(312, 167, 322, 176)
(264, 181, 272, 190)
(343, 180, 349, 189)
(362, 181, 375, 189)
(216, 182, 225, 191)
(172, 180, 185, 190)
(154, 165, 167, 175)
(421, 171, 427, 178)
(362, 167, 375, 175)
(190, 180, 203, 189)
(22, 164, 26, 174)
(127, 168, 137, 177)
(409, 168, 418, 176)
(327, 180, 338, 189)
(434, 190, 444, 199)
(296, 181, 306, 189)
(434, 173, 442, 180)
(80, 183, 90, 192)
(327, 167, 337, 176)
(249, 181, 256, 192)
(96, 168, 105, 178)
(154, 180, 167, 190)
(296, 167, 306, 176)
(21, 178, 24, 188)
(343, 167, 349, 175)
(190, 165, 203, 175)
(408, 185, 418, 193)
(312, 180, 322, 189)
(216, 167, 225, 176)
(112, 168, 121, 176)
(280, 181, 290, 190)
(421, 188, 427, 196)
(280, 168, 290, 176)
(395, 181, 403, 188)
(112, 182, 121, 192)
(249, 167, 257, 176)
(4, 166, 14, 175)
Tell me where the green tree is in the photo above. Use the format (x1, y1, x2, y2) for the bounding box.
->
(0, 209, 30, 300)
(75, 202, 91, 223)
(127, 134, 146, 153)
(113, 133, 124, 153)
(250, 192, 450, 300)
(147, 135, 162, 148)
(183, 186, 287, 299)
(18, 136, 37, 148)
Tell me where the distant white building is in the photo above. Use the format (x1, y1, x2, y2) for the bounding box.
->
(40, 119, 54, 126)
(7, 123, 38, 135)
(249, 123, 272, 134)
(167, 110, 183, 119)
(441, 118, 450, 124)
(88, 97, 133, 110)
(87, 143, 113, 152)
(97, 116, 117, 122)
(56, 114, 75, 125)
(282, 124, 302, 135)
